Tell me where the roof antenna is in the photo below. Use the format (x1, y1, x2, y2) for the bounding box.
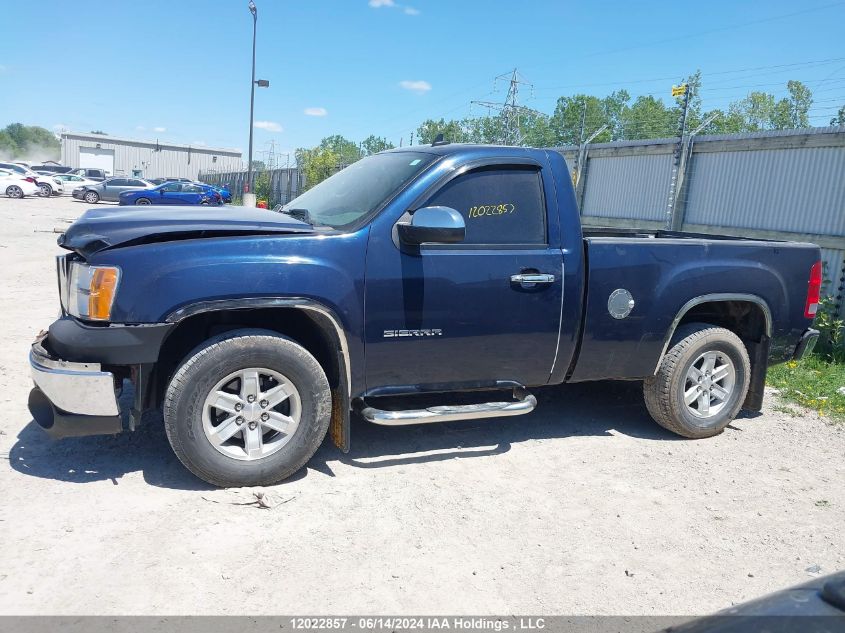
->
(432, 133, 448, 146)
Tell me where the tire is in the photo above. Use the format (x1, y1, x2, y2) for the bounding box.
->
(200, 200, 210, 205)
(644, 323, 751, 439)
(163, 329, 332, 487)
(135, 198, 151, 205)
(84, 190, 100, 203)
(39, 183, 53, 197)
(6, 185, 24, 198)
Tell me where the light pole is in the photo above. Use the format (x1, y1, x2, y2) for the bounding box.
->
(245, 0, 269, 206)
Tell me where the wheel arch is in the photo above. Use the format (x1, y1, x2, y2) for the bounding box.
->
(655, 293, 773, 411)
(151, 298, 351, 452)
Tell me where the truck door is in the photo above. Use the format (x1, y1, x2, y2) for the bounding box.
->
(364, 161, 563, 393)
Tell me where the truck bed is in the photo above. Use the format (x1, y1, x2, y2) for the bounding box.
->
(567, 233, 819, 382)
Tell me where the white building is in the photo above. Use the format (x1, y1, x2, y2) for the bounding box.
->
(60, 132, 242, 180)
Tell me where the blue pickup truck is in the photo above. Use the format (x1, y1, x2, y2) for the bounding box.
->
(28, 143, 821, 487)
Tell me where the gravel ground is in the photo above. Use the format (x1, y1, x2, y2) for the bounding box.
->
(0, 195, 843, 616)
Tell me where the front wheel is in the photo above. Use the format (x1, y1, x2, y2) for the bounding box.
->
(644, 324, 750, 439)
(84, 190, 100, 203)
(135, 197, 151, 205)
(6, 185, 23, 198)
(163, 330, 332, 487)
(39, 183, 53, 197)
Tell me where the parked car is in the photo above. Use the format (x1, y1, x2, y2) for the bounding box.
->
(72, 177, 152, 203)
(0, 168, 40, 198)
(53, 173, 99, 193)
(200, 182, 232, 203)
(36, 175, 64, 197)
(0, 163, 63, 196)
(31, 164, 74, 175)
(118, 181, 222, 206)
(147, 177, 193, 186)
(28, 143, 821, 487)
(70, 168, 108, 181)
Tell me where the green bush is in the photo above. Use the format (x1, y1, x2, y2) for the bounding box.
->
(814, 296, 845, 363)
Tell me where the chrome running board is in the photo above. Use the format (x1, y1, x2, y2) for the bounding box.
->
(359, 388, 537, 426)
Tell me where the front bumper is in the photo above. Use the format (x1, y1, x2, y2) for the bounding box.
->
(793, 328, 820, 360)
(28, 336, 123, 438)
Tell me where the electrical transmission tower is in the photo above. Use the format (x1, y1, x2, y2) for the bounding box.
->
(471, 68, 545, 145)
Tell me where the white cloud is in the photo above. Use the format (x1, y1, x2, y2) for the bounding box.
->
(135, 125, 146, 131)
(399, 80, 431, 94)
(368, 0, 419, 14)
(304, 107, 328, 117)
(153, 126, 166, 133)
(254, 120, 283, 132)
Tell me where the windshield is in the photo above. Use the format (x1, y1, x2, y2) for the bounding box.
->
(282, 152, 435, 229)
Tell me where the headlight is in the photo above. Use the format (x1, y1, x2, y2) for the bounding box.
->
(66, 263, 121, 321)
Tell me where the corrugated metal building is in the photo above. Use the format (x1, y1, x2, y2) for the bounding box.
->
(60, 132, 242, 180)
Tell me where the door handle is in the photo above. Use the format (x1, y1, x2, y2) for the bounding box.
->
(510, 273, 555, 286)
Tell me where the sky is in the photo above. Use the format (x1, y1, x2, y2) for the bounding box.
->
(1, 0, 844, 162)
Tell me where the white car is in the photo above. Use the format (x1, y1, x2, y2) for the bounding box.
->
(0, 168, 41, 198)
(0, 162, 64, 196)
(53, 173, 99, 195)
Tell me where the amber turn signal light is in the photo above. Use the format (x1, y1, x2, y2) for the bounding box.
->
(88, 267, 120, 320)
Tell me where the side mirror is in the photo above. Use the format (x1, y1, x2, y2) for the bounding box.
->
(398, 206, 465, 245)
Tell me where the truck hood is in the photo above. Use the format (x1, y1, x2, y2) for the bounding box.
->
(58, 205, 313, 258)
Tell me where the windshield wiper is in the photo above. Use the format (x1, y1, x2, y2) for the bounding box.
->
(278, 207, 313, 225)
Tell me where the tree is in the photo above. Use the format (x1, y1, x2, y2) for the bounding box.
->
(831, 105, 845, 127)
(89, 130, 107, 135)
(295, 145, 340, 190)
(621, 95, 677, 139)
(319, 134, 360, 167)
(249, 159, 266, 170)
(416, 118, 464, 144)
(254, 171, 271, 204)
(771, 80, 812, 129)
(360, 135, 394, 156)
(0, 123, 59, 160)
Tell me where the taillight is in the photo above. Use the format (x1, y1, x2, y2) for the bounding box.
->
(805, 260, 822, 318)
(24, 177, 36, 183)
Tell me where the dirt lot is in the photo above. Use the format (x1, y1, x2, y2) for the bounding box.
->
(0, 195, 843, 616)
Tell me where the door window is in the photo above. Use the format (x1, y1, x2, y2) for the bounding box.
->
(423, 167, 546, 245)
(161, 183, 182, 192)
(108, 178, 127, 187)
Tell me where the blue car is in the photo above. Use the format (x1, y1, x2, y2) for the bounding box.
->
(119, 181, 222, 206)
(201, 182, 232, 203)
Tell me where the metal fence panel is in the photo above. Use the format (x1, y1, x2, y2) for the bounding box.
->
(199, 168, 305, 206)
(580, 153, 673, 221)
(683, 146, 845, 235)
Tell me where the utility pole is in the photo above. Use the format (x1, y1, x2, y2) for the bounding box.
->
(471, 68, 545, 145)
(410, 131, 414, 146)
(665, 82, 691, 229)
(245, 0, 269, 206)
(669, 111, 719, 231)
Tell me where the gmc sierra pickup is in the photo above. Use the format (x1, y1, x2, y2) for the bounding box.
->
(28, 143, 821, 487)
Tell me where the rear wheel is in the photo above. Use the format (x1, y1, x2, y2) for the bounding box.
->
(135, 197, 151, 205)
(6, 185, 23, 198)
(84, 190, 100, 203)
(163, 330, 332, 487)
(644, 324, 750, 439)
